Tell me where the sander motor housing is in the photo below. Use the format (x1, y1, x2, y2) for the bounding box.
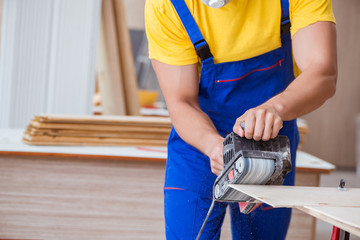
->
(213, 132, 292, 202)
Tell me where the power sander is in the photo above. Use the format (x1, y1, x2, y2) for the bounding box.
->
(196, 130, 292, 240)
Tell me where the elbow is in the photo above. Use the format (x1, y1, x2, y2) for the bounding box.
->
(319, 61, 337, 100)
(323, 77, 336, 104)
(325, 72, 337, 99)
(328, 78, 337, 98)
(327, 65, 337, 99)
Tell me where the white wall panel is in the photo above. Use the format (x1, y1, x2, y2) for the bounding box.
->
(0, 0, 101, 128)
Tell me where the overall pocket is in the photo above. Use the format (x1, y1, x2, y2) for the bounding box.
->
(212, 49, 287, 122)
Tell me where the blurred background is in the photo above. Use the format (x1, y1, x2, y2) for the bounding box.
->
(1, 0, 359, 171)
(0, 0, 359, 239)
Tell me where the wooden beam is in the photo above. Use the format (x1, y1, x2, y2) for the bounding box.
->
(113, 0, 140, 115)
(98, 0, 126, 115)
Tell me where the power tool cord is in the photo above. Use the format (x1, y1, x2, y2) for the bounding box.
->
(195, 199, 216, 240)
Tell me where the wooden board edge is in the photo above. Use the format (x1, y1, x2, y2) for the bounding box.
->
(298, 206, 360, 238)
(37, 114, 171, 125)
(228, 184, 278, 207)
(0, 150, 167, 163)
(295, 167, 335, 174)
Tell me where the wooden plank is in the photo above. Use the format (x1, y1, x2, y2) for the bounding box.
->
(0, 150, 167, 163)
(97, 16, 124, 115)
(299, 206, 360, 237)
(98, 0, 126, 115)
(26, 127, 169, 139)
(1, 128, 168, 160)
(23, 133, 167, 143)
(23, 134, 168, 147)
(26, 115, 171, 147)
(287, 172, 320, 240)
(29, 121, 170, 133)
(113, 0, 140, 116)
(36, 114, 171, 126)
(22, 139, 167, 147)
(229, 185, 360, 208)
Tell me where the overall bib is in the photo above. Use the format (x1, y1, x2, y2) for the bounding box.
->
(164, 0, 299, 239)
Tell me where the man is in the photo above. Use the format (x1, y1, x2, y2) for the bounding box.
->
(145, 0, 337, 239)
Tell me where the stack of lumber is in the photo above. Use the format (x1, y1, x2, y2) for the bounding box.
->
(23, 114, 171, 147)
(297, 118, 310, 150)
(23, 114, 309, 149)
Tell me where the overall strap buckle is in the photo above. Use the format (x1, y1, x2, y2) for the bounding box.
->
(281, 18, 291, 36)
(194, 39, 213, 61)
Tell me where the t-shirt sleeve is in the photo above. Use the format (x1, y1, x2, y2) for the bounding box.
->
(145, 0, 198, 66)
(290, 0, 336, 37)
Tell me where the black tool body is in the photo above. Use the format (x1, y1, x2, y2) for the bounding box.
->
(196, 132, 293, 240)
(213, 132, 292, 202)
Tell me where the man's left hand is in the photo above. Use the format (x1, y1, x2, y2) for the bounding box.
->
(233, 103, 283, 141)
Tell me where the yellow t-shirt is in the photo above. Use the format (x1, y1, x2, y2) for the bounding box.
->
(145, 0, 335, 66)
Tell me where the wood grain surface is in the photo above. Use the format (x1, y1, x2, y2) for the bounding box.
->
(229, 185, 360, 208)
(0, 154, 329, 240)
(25, 127, 169, 139)
(24, 115, 171, 147)
(0, 156, 166, 240)
(29, 122, 171, 133)
(36, 114, 171, 126)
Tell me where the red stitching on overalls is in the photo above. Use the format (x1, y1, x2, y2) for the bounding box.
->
(215, 59, 284, 83)
(260, 204, 273, 211)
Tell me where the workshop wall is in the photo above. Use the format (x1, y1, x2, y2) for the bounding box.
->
(302, 0, 360, 168)
(0, 0, 101, 128)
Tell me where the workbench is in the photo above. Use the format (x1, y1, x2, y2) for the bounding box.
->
(0, 129, 335, 240)
(229, 185, 360, 238)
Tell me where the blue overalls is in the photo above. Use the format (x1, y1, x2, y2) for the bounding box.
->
(164, 0, 299, 239)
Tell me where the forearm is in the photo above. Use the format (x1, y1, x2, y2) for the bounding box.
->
(266, 21, 337, 121)
(167, 100, 223, 157)
(267, 63, 337, 121)
(233, 21, 337, 140)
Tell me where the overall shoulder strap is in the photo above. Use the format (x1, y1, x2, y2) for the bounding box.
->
(170, 0, 213, 62)
(280, 0, 291, 36)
